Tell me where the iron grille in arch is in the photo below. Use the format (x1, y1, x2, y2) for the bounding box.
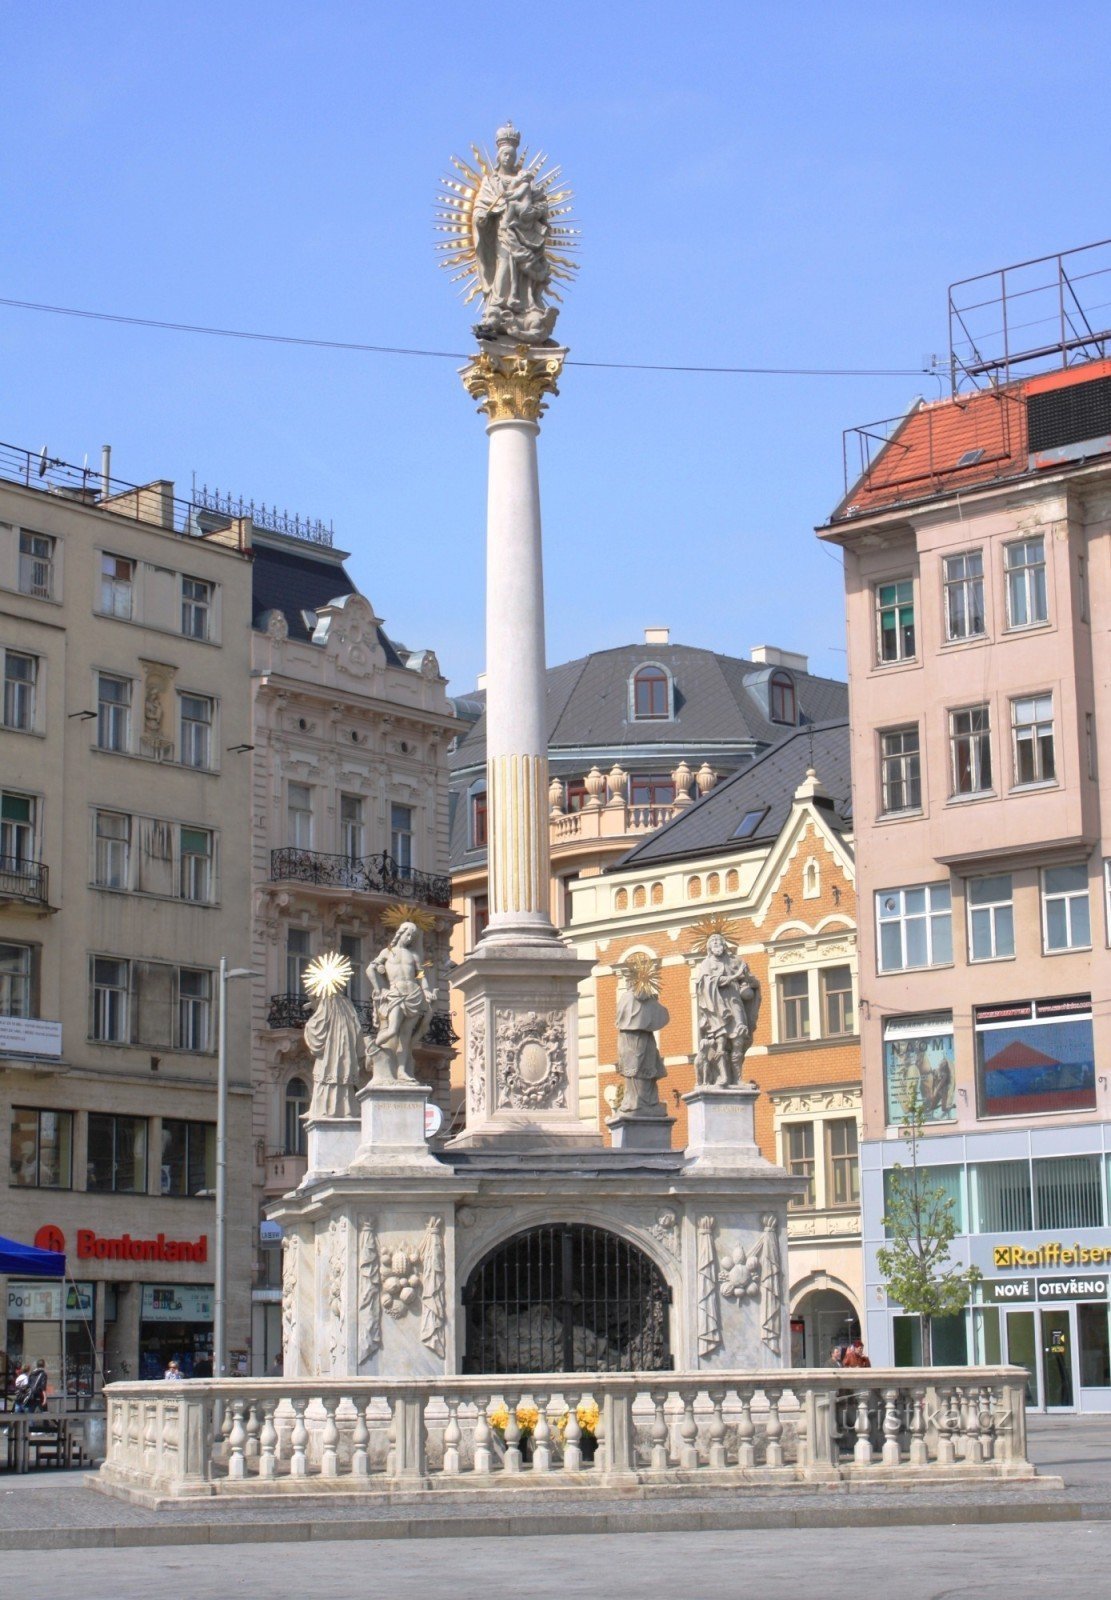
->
(462, 1224, 672, 1374)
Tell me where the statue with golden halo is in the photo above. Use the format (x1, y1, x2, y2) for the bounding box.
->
(366, 920, 437, 1084)
(689, 920, 762, 1089)
(614, 954, 670, 1116)
(436, 122, 579, 344)
(302, 952, 365, 1120)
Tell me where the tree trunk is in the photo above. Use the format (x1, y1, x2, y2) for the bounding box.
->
(921, 1314, 933, 1367)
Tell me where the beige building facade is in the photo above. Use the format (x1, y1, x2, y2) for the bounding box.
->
(0, 448, 254, 1398)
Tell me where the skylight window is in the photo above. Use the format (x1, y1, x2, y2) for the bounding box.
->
(733, 807, 768, 840)
(955, 447, 985, 467)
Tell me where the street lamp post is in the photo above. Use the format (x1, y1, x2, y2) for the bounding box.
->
(215, 959, 256, 1381)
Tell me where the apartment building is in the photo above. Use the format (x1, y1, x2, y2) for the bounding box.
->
(819, 248, 1111, 1409)
(0, 447, 254, 1395)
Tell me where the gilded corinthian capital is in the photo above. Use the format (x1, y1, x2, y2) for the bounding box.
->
(460, 344, 567, 424)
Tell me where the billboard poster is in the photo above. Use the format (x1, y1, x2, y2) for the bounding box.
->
(884, 1013, 956, 1126)
(976, 997, 1094, 1118)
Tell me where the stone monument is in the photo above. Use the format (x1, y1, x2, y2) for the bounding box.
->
(270, 126, 798, 1381)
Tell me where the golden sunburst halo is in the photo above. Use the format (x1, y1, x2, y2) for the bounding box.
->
(303, 951, 354, 999)
(381, 903, 437, 937)
(618, 952, 663, 999)
(435, 140, 580, 306)
(688, 914, 743, 956)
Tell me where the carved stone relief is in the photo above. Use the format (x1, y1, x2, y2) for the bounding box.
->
(419, 1216, 446, 1359)
(139, 659, 176, 759)
(324, 1217, 346, 1373)
(495, 1009, 568, 1110)
(467, 1011, 487, 1117)
(649, 1209, 680, 1259)
(696, 1215, 722, 1358)
(716, 1215, 784, 1357)
(357, 1216, 382, 1364)
(281, 1233, 299, 1357)
(380, 1241, 422, 1318)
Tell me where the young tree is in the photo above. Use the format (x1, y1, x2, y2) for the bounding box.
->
(876, 1082, 981, 1365)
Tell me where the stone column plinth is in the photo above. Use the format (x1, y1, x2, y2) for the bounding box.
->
(350, 1081, 449, 1174)
(606, 1111, 676, 1152)
(682, 1086, 764, 1170)
(304, 1116, 361, 1182)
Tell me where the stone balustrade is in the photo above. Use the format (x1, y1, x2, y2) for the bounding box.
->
(97, 1366, 1032, 1500)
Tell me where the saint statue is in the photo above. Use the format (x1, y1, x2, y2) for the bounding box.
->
(366, 920, 437, 1083)
(302, 952, 365, 1120)
(614, 954, 670, 1116)
(693, 933, 761, 1088)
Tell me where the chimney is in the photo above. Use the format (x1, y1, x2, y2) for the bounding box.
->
(751, 644, 808, 673)
(644, 626, 670, 646)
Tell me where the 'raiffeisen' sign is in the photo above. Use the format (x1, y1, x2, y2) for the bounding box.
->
(993, 1242, 1111, 1269)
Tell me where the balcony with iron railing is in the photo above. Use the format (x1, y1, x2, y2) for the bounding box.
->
(266, 992, 457, 1049)
(0, 856, 49, 906)
(270, 848, 451, 909)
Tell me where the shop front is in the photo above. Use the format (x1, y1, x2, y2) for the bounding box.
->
(137, 1283, 214, 1379)
(972, 1249, 1111, 1412)
(4, 1278, 97, 1403)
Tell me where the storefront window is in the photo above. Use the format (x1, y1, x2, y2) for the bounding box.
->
(892, 1312, 967, 1366)
(86, 1113, 147, 1192)
(138, 1283, 214, 1379)
(1078, 1304, 1111, 1389)
(883, 1014, 956, 1125)
(975, 996, 1094, 1118)
(160, 1119, 215, 1197)
(9, 1107, 72, 1188)
(1032, 1155, 1104, 1231)
(884, 1164, 965, 1233)
(5, 1281, 96, 1403)
(970, 1160, 1033, 1232)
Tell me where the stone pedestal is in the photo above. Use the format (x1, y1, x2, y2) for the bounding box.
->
(350, 1081, 451, 1174)
(606, 1112, 676, 1151)
(682, 1085, 763, 1170)
(305, 1115, 360, 1181)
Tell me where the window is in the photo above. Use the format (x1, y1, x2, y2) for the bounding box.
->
(733, 807, 768, 840)
(10, 1108, 72, 1189)
(287, 783, 314, 849)
(565, 779, 588, 813)
(86, 1113, 146, 1192)
(286, 929, 312, 995)
(180, 694, 213, 769)
(1004, 536, 1048, 628)
(769, 670, 796, 724)
(471, 789, 488, 848)
(160, 1119, 215, 1196)
(339, 935, 362, 1004)
(472, 894, 489, 946)
(884, 1165, 965, 1234)
(180, 827, 213, 902)
(177, 968, 212, 1051)
(1042, 864, 1091, 952)
(632, 665, 669, 720)
(821, 965, 854, 1036)
(876, 579, 915, 664)
(390, 803, 413, 872)
(340, 793, 363, 861)
(284, 1077, 309, 1155)
(779, 972, 810, 1041)
(630, 775, 676, 809)
(0, 943, 32, 1017)
(948, 705, 992, 796)
(2, 650, 36, 730)
(975, 995, 1094, 1118)
(968, 874, 1014, 961)
(826, 1118, 859, 1207)
(880, 726, 920, 813)
(877, 883, 952, 972)
(1033, 1155, 1103, 1231)
(971, 1161, 1032, 1232)
(784, 1122, 815, 1208)
(94, 810, 130, 889)
(181, 577, 212, 640)
(96, 673, 130, 752)
(943, 550, 985, 640)
(99, 553, 134, 619)
(18, 530, 54, 599)
(883, 1013, 957, 1125)
(1, 792, 35, 868)
(90, 957, 129, 1042)
(1011, 694, 1055, 786)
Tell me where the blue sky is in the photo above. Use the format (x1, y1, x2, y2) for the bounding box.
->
(2, 2, 1110, 692)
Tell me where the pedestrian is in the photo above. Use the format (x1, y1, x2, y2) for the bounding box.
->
(842, 1338, 871, 1369)
(11, 1362, 29, 1409)
(163, 1358, 184, 1381)
(828, 1341, 844, 1368)
(22, 1359, 48, 1412)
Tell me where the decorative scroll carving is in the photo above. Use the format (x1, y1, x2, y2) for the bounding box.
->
(357, 1217, 382, 1364)
(495, 1009, 568, 1110)
(420, 1216, 446, 1359)
(696, 1215, 722, 1358)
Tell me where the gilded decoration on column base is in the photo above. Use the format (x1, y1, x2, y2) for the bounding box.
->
(461, 345, 566, 423)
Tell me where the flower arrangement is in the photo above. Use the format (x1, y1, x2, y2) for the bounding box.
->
(555, 1399, 599, 1443)
(487, 1402, 540, 1446)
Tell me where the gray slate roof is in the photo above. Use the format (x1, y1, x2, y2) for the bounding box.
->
(615, 718, 852, 870)
(251, 539, 405, 665)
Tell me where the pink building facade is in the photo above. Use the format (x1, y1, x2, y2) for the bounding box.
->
(821, 353, 1111, 1408)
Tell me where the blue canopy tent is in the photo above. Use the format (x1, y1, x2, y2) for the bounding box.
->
(0, 1235, 66, 1278)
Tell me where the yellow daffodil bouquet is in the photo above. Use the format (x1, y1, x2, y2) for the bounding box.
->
(554, 1399, 600, 1443)
(487, 1402, 540, 1445)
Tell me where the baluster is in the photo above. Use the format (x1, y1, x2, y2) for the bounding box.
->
(258, 1401, 278, 1480)
(649, 1388, 670, 1470)
(562, 1391, 583, 1472)
(321, 1396, 339, 1477)
(935, 1386, 955, 1466)
(532, 1393, 552, 1474)
(592, 1395, 606, 1471)
(351, 1400, 370, 1478)
(908, 1386, 928, 1467)
(794, 1388, 809, 1469)
(503, 1390, 522, 1473)
(964, 1385, 983, 1464)
(142, 1403, 157, 1471)
(679, 1387, 699, 1470)
(764, 1387, 784, 1469)
(706, 1387, 727, 1469)
(245, 1401, 261, 1460)
(853, 1388, 873, 1466)
(979, 1388, 996, 1462)
(227, 1398, 248, 1480)
(290, 1397, 309, 1477)
(736, 1385, 756, 1468)
(473, 1395, 493, 1474)
(881, 1388, 901, 1466)
(442, 1396, 461, 1476)
(386, 1401, 397, 1477)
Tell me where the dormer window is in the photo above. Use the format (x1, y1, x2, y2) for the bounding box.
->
(632, 664, 671, 721)
(769, 670, 796, 724)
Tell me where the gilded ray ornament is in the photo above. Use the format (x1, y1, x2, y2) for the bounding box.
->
(303, 951, 354, 998)
(617, 951, 663, 999)
(688, 914, 743, 956)
(381, 902, 437, 938)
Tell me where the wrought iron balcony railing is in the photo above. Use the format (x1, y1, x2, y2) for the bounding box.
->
(267, 991, 456, 1049)
(270, 848, 451, 908)
(0, 856, 49, 904)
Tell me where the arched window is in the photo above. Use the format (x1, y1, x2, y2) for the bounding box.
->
(770, 670, 796, 725)
(284, 1076, 309, 1155)
(632, 664, 670, 721)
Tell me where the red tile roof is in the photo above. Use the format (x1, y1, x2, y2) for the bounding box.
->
(833, 357, 1111, 521)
